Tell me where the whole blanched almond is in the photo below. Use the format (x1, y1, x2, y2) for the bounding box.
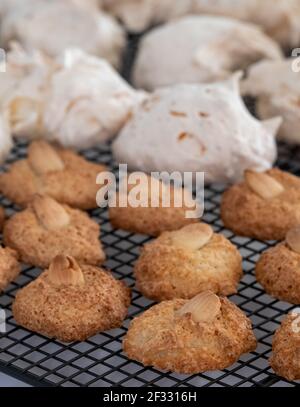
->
(28, 140, 65, 175)
(176, 291, 221, 323)
(171, 223, 213, 251)
(286, 226, 300, 254)
(48, 255, 85, 286)
(245, 170, 284, 200)
(32, 194, 70, 230)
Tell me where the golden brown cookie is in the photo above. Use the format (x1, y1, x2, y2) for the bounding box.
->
(109, 175, 199, 236)
(221, 168, 300, 241)
(0, 140, 107, 209)
(123, 291, 257, 374)
(13, 255, 131, 342)
(3, 195, 105, 268)
(134, 223, 242, 301)
(270, 312, 300, 381)
(0, 246, 20, 292)
(0, 206, 5, 231)
(256, 226, 300, 304)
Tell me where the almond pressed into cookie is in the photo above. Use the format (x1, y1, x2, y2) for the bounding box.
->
(123, 291, 257, 374)
(221, 168, 300, 241)
(109, 174, 199, 236)
(135, 223, 242, 301)
(256, 226, 300, 303)
(3, 194, 105, 268)
(0, 140, 107, 209)
(13, 255, 131, 342)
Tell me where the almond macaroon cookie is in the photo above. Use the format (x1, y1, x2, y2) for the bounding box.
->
(0, 206, 5, 231)
(13, 255, 131, 342)
(123, 291, 257, 374)
(270, 312, 300, 381)
(0, 246, 20, 292)
(3, 194, 105, 268)
(0, 140, 107, 209)
(256, 226, 300, 304)
(109, 175, 199, 236)
(221, 168, 300, 241)
(134, 223, 242, 301)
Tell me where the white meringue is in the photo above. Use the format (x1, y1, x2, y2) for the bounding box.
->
(0, 114, 12, 164)
(103, 0, 300, 47)
(193, 0, 300, 48)
(0, 0, 125, 68)
(133, 16, 283, 91)
(242, 59, 300, 145)
(103, 0, 194, 33)
(0, 46, 145, 149)
(43, 49, 146, 149)
(0, 43, 56, 139)
(113, 74, 281, 184)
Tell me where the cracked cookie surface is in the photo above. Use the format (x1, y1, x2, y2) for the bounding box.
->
(123, 291, 256, 374)
(13, 255, 131, 342)
(0, 140, 107, 209)
(3, 194, 105, 268)
(135, 223, 242, 301)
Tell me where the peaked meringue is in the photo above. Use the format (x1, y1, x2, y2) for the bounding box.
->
(0, 46, 145, 149)
(193, 0, 300, 48)
(0, 0, 125, 68)
(242, 59, 300, 145)
(43, 49, 146, 149)
(113, 74, 281, 184)
(133, 15, 283, 91)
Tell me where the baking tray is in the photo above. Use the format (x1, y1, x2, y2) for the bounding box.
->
(1, 33, 300, 388)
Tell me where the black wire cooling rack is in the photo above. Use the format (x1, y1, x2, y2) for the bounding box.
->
(0, 140, 300, 388)
(1, 33, 300, 388)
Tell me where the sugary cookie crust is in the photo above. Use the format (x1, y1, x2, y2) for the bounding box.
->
(13, 260, 131, 342)
(256, 242, 300, 304)
(221, 168, 300, 241)
(270, 314, 300, 381)
(123, 296, 256, 374)
(135, 227, 242, 301)
(3, 196, 105, 268)
(0, 246, 20, 292)
(0, 141, 107, 209)
(109, 176, 199, 236)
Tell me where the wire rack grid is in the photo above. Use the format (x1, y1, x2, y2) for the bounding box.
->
(0, 141, 299, 387)
(1, 32, 300, 387)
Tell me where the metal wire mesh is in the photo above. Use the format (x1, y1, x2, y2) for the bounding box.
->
(0, 32, 300, 387)
(0, 141, 299, 387)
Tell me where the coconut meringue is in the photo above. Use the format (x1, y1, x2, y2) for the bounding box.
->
(102, 0, 194, 33)
(43, 49, 146, 149)
(242, 59, 300, 145)
(0, 114, 12, 164)
(133, 15, 283, 91)
(0, 0, 125, 68)
(113, 74, 281, 184)
(193, 0, 300, 48)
